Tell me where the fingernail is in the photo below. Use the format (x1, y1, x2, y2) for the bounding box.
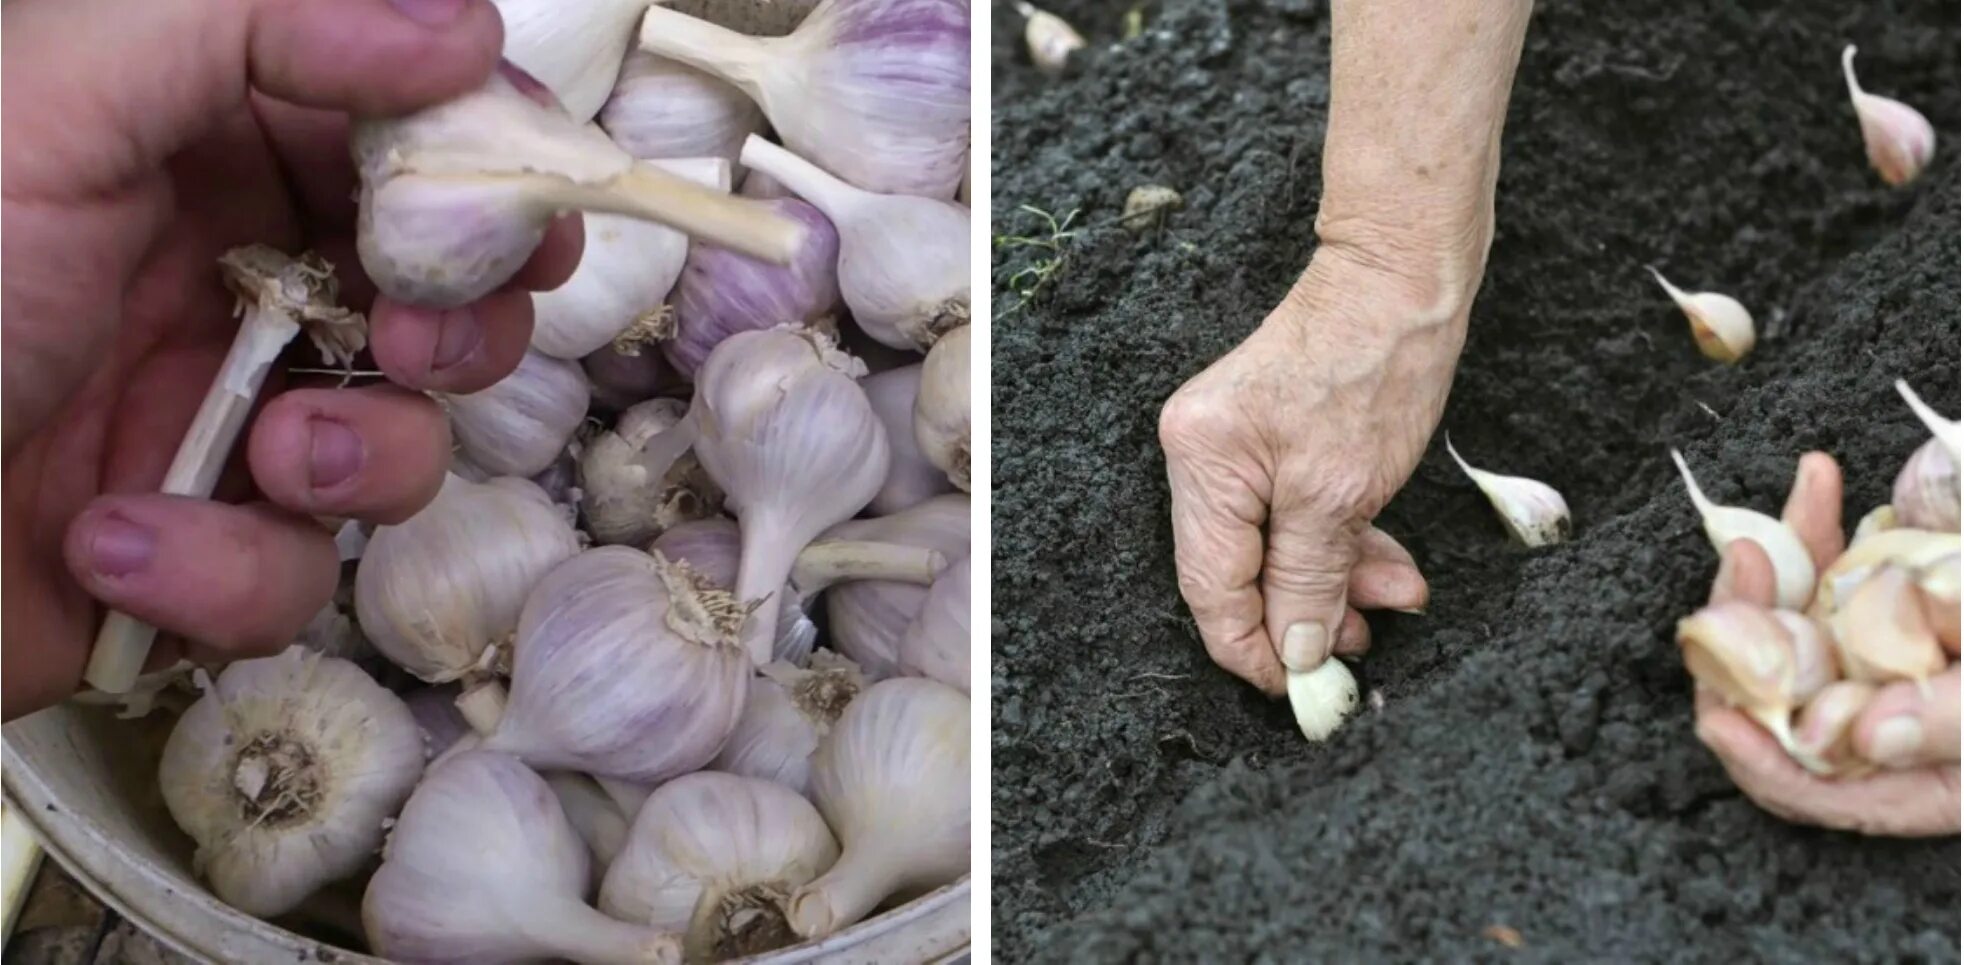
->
(431, 308, 482, 372)
(390, 0, 468, 27)
(88, 514, 155, 578)
(1281, 621, 1328, 672)
(308, 418, 365, 490)
(1867, 716, 1924, 766)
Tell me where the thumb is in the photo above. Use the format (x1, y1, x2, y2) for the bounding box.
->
(1263, 498, 1364, 673)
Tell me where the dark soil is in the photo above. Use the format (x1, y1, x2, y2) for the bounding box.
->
(990, 0, 1961, 960)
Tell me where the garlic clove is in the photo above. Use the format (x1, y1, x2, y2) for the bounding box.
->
(1897, 378, 1962, 464)
(1444, 435, 1570, 547)
(1770, 610, 1838, 703)
(1842, 45, 1936, 187)
(1015, 1, 1085, 76)
(1646, 267, 1754, 364)
(1792, 680, 1878, 778)
(896, 556, 971, 693)
(1670, 449, 1817, 610)
(822, 495, 972, 678)
(1909, 550, 1960, 653)
(915, 324, 972, 492)
(1809, 527, 1960, 620)
(1892, 436, 1961, 533)
(1852, 503, 1899, 545)
(1828, 565, 1947, 685)
(863, 364, 958, 514)
(1677, 602, 1809, 757)
(1286, 658, 1359, 742)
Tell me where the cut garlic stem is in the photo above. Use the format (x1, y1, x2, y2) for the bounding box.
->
(1444, 434, 1570, 547)
(507, 164, 802, 266)
(1669, 449, 1817, 610)
(456, 679, 510, 736)
(1286, 658, 1359, 742)
(790, 541, 948, 594)
(1646, 266, 1754, 364)
(1896, 378, 1961, 463)
(1843, 45, 1936, 187)
(84, 247, 365, 694)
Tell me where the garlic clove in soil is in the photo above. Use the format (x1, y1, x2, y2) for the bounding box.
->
(1828, 565, 1947, 686)
(1670, 449, 1817, 611)
(1897, 378, 1962, 464)
(915, 324, 972, 492)
(1646, 267, 1754, 364)
(580, 398, 725, 547)
(444, 348, 592, 477)
(896, 555, 971, 693)
(710, 652, 866, 798)
(1809, 527, 1960, 620)
(356, 473, 582, 682)
(789, 678, 969, 939)
(1015, 1, 1086, 76)
(822, 494, 972, 678)
(600, 772, 840, 962)
(159, 648, 424, 918)
(601, 50, 769, 163)
(1444, 435, 1569, 547)
(1676, 601, 1807, 756)
(863, 364, 958, 514)
(1792, 680, 1878, 778)
(364, 750, 683, 964)
(1286, 658, 1360, 743)
(1842, 45, 1936, 187)
(1893, 437, 1961, 534)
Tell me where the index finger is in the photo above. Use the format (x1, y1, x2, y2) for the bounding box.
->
(1781, 451, 1845, 573)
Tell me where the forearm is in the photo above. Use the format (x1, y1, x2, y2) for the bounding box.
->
(1312, 0, 1532, 314)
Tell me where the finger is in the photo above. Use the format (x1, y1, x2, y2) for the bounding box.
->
(1854, 666, 1961, 769)
(1331, 607, 1372, 657)
(1357, 526, 1418, 567)
(247, 384, 450, 523)
(1709, 539, 1778, 607)
(1347, 558, 1428, 612)
(245, 0, 503, 117)
(1263, 495, 1363, 675)
(1781, 452, 1845, 573)
(63, 496, 337, 657)
(369, 288, 535, 393)
(509, 215, 586, 293)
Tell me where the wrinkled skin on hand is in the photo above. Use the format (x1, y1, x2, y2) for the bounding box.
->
(1698, 452, 1959, 836)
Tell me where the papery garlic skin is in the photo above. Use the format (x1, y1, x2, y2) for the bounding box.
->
(789, 678, 969, 938)
(600, 772, 839, 962)
(364, 750, 682, 965)
(446, 349, 591, 477)
(863, 364, 956, 514)
(581, 399, 725, 546)
(493, 0, 657, 122)
(1287, 658, 1359, 743)
(1670, 449, 1816, 610)
(651, 517, 818, 663)
(711, 653, 865, 796)
(915, 324, 971, 491)
(1647, 267, 1754, 364)
(665, 199, 843, 377)
(1843, 46, 1936, 187)
(602, 51, 768, 162)
(1445, 436, 1569, 547)
(160, 648, 423, 918)
(482, 547, 750, 782)
(898, 556, 970, 692)
(356, 474, 581, 682)
(1893, 437, 1960, 533)
(826, 495, 971, 677)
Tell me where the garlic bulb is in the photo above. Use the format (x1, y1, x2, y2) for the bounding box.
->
(532, 157, 733, 360)
(601, 51, 768, 162)
(1016, 1, 1084, 75)
(1646, 267, 1754, 364)
(1670, 449, 1816, 610)
(638, 0, 969, 198)
(478, 547, 750, 782)
(863, 364, 956, 514)
(445, 348, 591, 477)
(159, 648, 423, 918)
(1893, 437, 1960, 533)
(740, 136, 970, 349)
(1794, 680, 1877, 778)
(690, 328, 891, 664)
(1843, 45, 1935, 187)
(1898, 378, 1961, 463)
(356, 473, 581, 682)
(825, 495, 971, 677)
(1677, 601, 1811, 763)
(492, 0, 657, 122)
(897, 556, 969, 692)
(1444, 435, 1569, 547)
(711, 652, 865, 795)
(1828, 565, 1946, 685)
(789, 678, 968, 938)
(364, 750, 682, 964)
(585, 341, 679, 411)
(1287, 658, 1359, 743)
(915, 324, 971, 491)
(651, 517, 817, 664)
(353, 71, 801, 308)
(665, 199, 843, 377)
(600, 773, 840, 961)
(580, 399, 724, 546)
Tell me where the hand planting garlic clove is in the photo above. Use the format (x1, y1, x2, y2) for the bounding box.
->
(915, 324, 972, 491)
(740, 136, 971, 350)
(863, 364, 958, 514)
(580, 398, 725, 547)
(1829, 565, 1947, 687)
(355, 473, 582, 682)
(789, 678, 969, 939)
(1444, 434, 1568, 546)
(1646, 267, 1754, 364)
(1677, 601, 1809, 759)
(1893, 437, 1960, 534)
(1015, 1, 1085, 76)
(1671, 449, 1817, 610)
(493, 0, 661, 123)
(364, 750, 683, 964)
(711, 652, 865, 797)
(822, 495, 972, 677)
(600, 772, 840, 961)
(665, 199, 844, 377)
(160, 649, 424, 918)
(445, 349, 592, 478)
(601, 50, 769, 163)
(639, 0, 970, 198)
(1842, 45, 1936, 187)
(897, 556, 971, 692)
(1287, 658, 1360, 742)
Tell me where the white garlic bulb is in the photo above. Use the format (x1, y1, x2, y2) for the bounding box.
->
(863, 364, 956, 514)
(915, 323, 971, 492)
(690, 328, 891, 664)
(1444, 435, 1569, 547)
(599, 772, 839, 961)
(159, 648, 423, 918)
(356, 473, 581, 682)
(492, 0, 661, 122)
(789, 678, 969, 938)
(479, 547, 750, 782)
(1646, 267, 1754, 364)
(1894, 437, 1960, 534)
(601, 51, 768, 162)
(580, 399, 724, 546)
(897, 555, 970, 693)
(445, 349, 591, 478)
(651, 517, 817, 664)
(1670, 449, 1817, 610)
(710, 652, 865, 796)
(825, 495, 971, 678)
(364, 750, 682, 964)
(1843, 45, 1936, 187)
(1287, 658, 1358, 742)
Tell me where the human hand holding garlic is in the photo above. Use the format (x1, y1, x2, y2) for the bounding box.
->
(1695, 454, 1960, 837)
(0, 0, 583, 717)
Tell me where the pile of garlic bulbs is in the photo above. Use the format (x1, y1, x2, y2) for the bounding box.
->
(1675, 381, 1959, 777)
(149, 0, 972, 959)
